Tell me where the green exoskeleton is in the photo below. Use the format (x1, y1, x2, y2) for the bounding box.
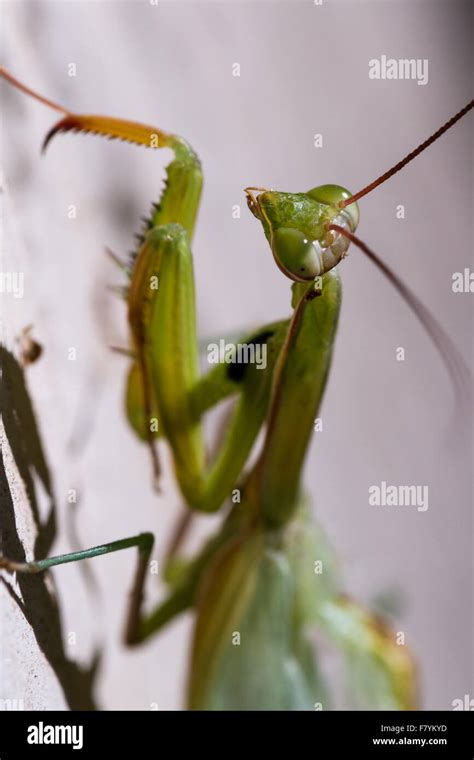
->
(1, 68, 472, 710)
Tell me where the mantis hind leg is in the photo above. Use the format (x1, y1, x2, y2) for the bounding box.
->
(0, 533, 158, 645)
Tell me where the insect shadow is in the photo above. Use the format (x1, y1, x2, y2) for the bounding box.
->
(0, 346, 100, 710)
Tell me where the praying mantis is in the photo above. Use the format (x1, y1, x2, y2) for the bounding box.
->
(0, 67, 472, 710)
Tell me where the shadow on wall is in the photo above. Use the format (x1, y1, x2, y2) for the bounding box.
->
(0, 345, 100, 710)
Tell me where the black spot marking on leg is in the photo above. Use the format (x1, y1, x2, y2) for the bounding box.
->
(227, 330, 275, 382)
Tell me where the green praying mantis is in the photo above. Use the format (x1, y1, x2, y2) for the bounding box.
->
(0, 67, 472, 710)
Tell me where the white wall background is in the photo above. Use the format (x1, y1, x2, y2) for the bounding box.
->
(0, 0, 472, 710)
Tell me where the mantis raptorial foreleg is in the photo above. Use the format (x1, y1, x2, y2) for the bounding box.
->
(127, 222, 287, 511)
(251, 275, 342, 527)
(0, 69, 285, 512)
(0, 69, 281, 509)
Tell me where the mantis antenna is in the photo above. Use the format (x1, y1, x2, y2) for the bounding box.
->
(329, 224, 470, 400)
(340, 100, 474, 207)
(0, 66, 69, 114)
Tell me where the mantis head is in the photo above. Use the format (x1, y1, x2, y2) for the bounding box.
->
(245, 184, 359, 283)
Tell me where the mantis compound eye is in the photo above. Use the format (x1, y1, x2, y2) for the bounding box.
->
(271, 220, 355, 283)
(271, 227, 322, 282)
(307, 184, 360, 231)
